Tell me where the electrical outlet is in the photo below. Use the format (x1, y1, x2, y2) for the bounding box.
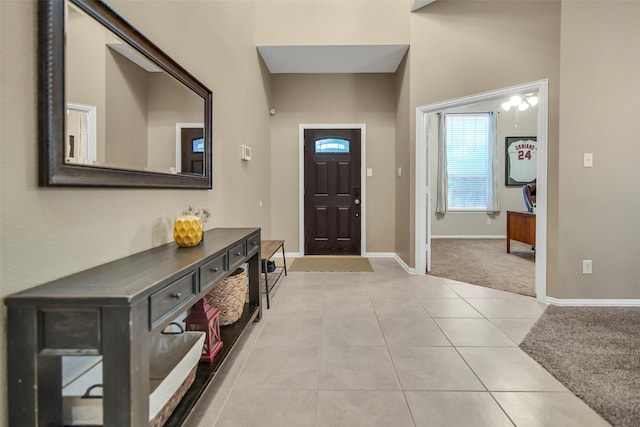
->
(486, 219, 492, 225)
(582, 260, 592, 274)
(584, 153, 593, 168)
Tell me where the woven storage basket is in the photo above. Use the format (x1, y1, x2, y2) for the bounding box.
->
(206, 267, 247, 325)
(62, 327, 204, 427)
(149, 365, 196, 427)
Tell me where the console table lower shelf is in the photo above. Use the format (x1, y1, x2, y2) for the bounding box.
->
(164, 303, 260, 426)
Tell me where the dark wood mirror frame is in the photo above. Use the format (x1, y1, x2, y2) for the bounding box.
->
(39, 0, 213, 189)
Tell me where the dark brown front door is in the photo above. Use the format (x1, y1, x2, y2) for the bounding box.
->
(304, 128, 361, 255)
(181, 128, 204, 175)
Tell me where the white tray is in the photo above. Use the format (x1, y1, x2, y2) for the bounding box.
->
(62, 330, 205, 426)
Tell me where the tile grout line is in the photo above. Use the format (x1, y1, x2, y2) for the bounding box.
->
(438, 282, 520, 426)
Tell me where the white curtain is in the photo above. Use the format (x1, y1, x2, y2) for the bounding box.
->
(435, 112, 448, 214)
(488, 111, 500, 212)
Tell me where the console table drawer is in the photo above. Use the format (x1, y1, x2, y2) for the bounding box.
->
(246, 233, 259, 256)
(228, 241, 246, 270)
(150, 272, 197, 328)
(200, 253, 227, 292)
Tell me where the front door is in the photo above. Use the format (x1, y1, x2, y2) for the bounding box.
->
(181, 127, 204, 175)
(304, 128, 361, 255)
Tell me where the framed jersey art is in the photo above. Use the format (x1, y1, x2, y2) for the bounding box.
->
(505, 136, 537, 186)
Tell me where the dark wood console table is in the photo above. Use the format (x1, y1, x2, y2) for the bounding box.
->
(5, 228, 261, 427)
(506, 211, 535, 253)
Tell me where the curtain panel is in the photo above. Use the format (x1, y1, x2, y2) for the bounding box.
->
(435, 112, 448, 214)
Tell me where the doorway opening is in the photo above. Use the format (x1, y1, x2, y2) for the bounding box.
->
(299, 124, 367, 256)
(415, 80, 548, 301)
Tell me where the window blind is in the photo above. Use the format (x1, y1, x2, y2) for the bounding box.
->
(445, 113, 491, 210)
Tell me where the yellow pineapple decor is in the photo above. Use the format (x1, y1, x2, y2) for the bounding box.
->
(173, 205, 211, 247)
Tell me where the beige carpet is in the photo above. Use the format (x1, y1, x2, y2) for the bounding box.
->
(521, 305, 640, 426)
(289, 256, 374, 272)
(429, 238, 535, 297)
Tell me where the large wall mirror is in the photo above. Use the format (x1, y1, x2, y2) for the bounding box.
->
(40, 0, 213, 188)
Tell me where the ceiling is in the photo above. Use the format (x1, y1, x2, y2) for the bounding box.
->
(412, 0, 438, 12)
(257, 44, 409, 74)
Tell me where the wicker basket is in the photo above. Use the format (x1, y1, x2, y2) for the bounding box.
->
(62, 328, 205, 427)
(206, 267, 247, 325)
(149, 365, 196, 427)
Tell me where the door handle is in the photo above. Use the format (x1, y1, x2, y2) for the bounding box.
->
(354, 199, 360, 205)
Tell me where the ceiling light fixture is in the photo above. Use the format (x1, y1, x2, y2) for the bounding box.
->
(502, 92, 539, 128)
(502, 92, 538, 111)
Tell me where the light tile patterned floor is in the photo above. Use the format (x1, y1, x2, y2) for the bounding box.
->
(189, 258, 610, 427)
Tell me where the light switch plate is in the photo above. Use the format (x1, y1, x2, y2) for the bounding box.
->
(241, 145, 251, 161)
(367, 168, 373, 177)
(584, 153, 593, 168)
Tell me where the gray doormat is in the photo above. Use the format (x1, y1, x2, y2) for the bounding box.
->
(520, 305, 640, 426)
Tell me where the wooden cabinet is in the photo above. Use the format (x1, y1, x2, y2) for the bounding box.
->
(506, 211, 535, 253)
(5, 228, 261, 427)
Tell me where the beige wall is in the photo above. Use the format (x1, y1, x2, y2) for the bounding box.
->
(67, 6, 107, 161)
(258, 0, 410, 256)
(557, 0, 640, 299)
(405, 0, 561, 278)
(255, 0, 411, 46)
(105, 47, 149, 169)
(107, 0, 273, 230)
(395, 54, 411, 264)
(429, 98, 538, 237)
(147, 73, 204, 173)
(0, 1, 272, 422)
(270, 74, 397, 253)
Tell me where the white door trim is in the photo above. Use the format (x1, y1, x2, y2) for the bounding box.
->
(415, 79, 549, 302)
(66, 102, 97, 165)
(299, 124, 367, 256)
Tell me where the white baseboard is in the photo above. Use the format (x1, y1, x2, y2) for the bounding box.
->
(364, 252, 396, 258)
(546, 297, 640, 307)
(393, 254, 416, 274)
(431, 235, 506, 239)
(364, 252, 416, 273)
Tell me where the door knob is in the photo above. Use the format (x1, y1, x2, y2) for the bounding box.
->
(354, 199, 360, 205)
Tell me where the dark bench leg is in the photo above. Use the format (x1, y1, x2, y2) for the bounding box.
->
(281, 243, 287, 276)
(263, 259, 271, 309)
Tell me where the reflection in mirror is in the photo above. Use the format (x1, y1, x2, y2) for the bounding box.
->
(65, 1, 205, 175)
(66, 102, 97, 165)
(39, 0, 212, 188)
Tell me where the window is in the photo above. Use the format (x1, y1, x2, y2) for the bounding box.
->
(445, 113, 493, 211)
(192, 137, 205, 153)
(315, 138, 350, 153)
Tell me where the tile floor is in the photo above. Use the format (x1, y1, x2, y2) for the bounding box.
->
(189, 258, 610, 427)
